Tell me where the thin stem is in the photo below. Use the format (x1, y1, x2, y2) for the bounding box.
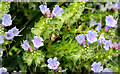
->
(34, 64, 37, 72)
(110, 58, 118, 66)
(12, 16, 16, 21)
(84, 7, 95, 11)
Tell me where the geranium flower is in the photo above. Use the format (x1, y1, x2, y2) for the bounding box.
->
(39, 4, 49, 14)
(2, 14, 12, 27)
(0, 67, 7, 74)
(32, 36, 44, 49)
(52, 5, 63, 17)
(47, 57, 60, 70)
(86, 30, 98, 44)
(91, 62, 103, 72)
(103, 40, 113, 52)
(0, 50, 3, 58)
(105, 15, 117, 28)
(21, 40, 30, 51)
(0, 35, 4, 44)
(103, 68, 112, 72)
(5, 31, 14, 40)
(98, 33, 105, 45)
(9, 27, 19, 36)
(90, 19, 97, 27)
(75, 34, 85, 45)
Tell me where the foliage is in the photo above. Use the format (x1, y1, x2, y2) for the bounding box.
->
(0, 1, 120, 73)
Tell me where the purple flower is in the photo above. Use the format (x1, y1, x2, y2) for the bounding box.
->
(90, 19, 97, 27)
(0, 67, 7, 74)
(0, 35, 4, 44)
(0, 50, 3, 57)
(21, 40, 30, 51)
(32, 36, 44, 49)
(100, 5, 107, 12)
(103, 68, 112, 72)
(96, 23, 102, 32)
(112, 2, 118, 10)
(118, 2, 120, 9)
(106, 2, 113, 10)
(98, 33, 105, 45)
(9, 27, 19, 36)
(52, 5, 63, 17)
(39, 4, 49, 14)
(75, 34, 85, 45)
(105, 15, 117, 28)
(2, 14, 12, 27)
(5, 31, 14, 40)
(91, 62, 103, 72)
(47, 57, 60, 70)
(86, 30, 98, 44)
(103, 40, 113, 52)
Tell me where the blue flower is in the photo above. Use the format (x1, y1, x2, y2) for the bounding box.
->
(91, 62, 103, 72)
(119, 2, 120, 9)
(0, 67, 7, 74)
(105, 15, 117, 28)
(9, 27, 19, 36)
(106, 2, 113, 10)
(75, 34, 85, 45)
(90, 19, 97, 27)
(32, 36, 44, 49)
(47, 57, 60, 70)
(100, 5, 107, 12)
(103, 40, 113, 52)
(0, 50, 3, 58)
(2, 14, 12, 27)
(52, 5, 63, 17)
(96, 23, 102, 32)
(112, 2, 118, 10)
(86, 30, 98, 44)
(39, 4, 49, 14)
(5, 31, 14, 40)
(103, 68, 112, 72)
(21, 40, 30, 51)
(98, 33, 105, 45)
(0, 35, 4, 44)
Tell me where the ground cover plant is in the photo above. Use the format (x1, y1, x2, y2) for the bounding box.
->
(0, 0, 120, 73)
